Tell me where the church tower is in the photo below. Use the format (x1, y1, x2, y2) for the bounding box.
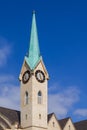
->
(19, 12, 49, 130)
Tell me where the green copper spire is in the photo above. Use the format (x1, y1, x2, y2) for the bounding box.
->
(25, 11, 41, 70)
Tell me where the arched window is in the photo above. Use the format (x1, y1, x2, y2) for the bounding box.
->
(38, 91, 42, 104)
(25, 91, 28, 105)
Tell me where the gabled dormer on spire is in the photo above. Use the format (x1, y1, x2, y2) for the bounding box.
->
(25, 11, 41, 70)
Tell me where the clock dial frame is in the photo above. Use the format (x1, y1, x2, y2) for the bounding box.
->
(22, 70, 30, 84)
(35, 70, 45, 83)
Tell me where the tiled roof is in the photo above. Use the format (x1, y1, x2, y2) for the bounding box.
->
(74, 120, 87, 130)
(48, 113, 54, 122)
(0, 125, 3, 130)
(0, 107, 87, 130)
(0, 107, 20, 129)
(58, 117, 70, 129)
(0, 116, 11, 129)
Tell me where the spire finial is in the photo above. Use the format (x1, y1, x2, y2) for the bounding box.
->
(33, 10, 35, 14)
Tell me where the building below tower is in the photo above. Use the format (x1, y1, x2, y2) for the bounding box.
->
(0, 107, 87, 130)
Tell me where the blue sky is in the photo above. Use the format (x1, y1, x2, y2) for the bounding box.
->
(0, 0, 87, 122)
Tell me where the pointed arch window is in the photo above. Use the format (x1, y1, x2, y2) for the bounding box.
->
(38, 91, 42, 104)
(25, 91, 29, 105)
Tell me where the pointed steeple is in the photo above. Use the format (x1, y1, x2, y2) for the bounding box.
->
(25, 11, 41, 70)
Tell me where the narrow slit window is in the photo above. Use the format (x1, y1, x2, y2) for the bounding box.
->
(25, 114, 27, 120)
(69, 125, 70, 130)
(39, 114, 41, 119)
(25, 91, 29, 104)
(53, 122, 55, 127)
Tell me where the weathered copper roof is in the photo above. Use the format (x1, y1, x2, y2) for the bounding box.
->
(25, 11, 41, 70)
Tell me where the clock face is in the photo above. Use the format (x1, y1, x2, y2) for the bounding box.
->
(35, 70, 45, 83)
(22, 70, 30, 84)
